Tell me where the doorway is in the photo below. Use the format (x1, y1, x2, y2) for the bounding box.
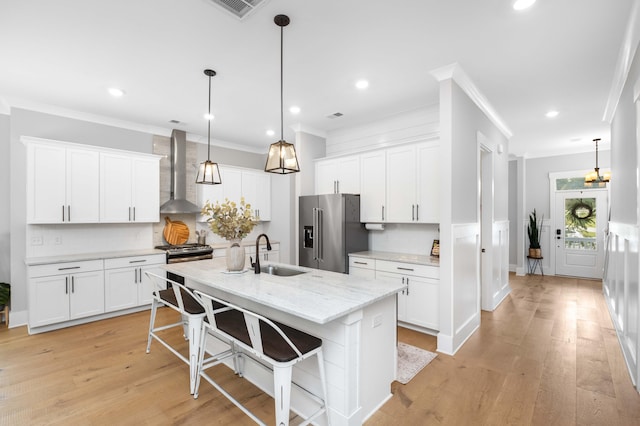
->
(554, 189, 608, 278)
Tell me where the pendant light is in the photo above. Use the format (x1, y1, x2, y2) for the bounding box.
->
(196, 69, 222, 185)
(264, 14, 300, 174)
(584, 138, 610, 186)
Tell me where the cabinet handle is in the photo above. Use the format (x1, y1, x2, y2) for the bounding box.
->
(133, 207, 136, 221)
(71, 276, 75, 293)
(416, 204, 419, 221)
(397, 267, 414, 271)
(58, 266, 80, 271)
(68, 205, 71, 222)
(406, 278, 410, 295)
(402, 277, 405, 284)
(65, 277, 68, 294)
(382, 205, 385, 221)
(134, 268, 138, 284)
(129, 207, 131, 221)
(412, 204, 415, 221)
(354, 261, 368, 265)
(129, 260, 147, 264)
(62, 205, 65, 222)
(337, 180, 340, 193)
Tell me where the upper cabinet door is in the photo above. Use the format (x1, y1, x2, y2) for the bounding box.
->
(26, 142, 99, 224)
(100, 153, 133, 223)
(100, 153, 160, 223)
(315, 156, 361, 195)
(131, 157, 159, 223)
(66, 148, 100, 223)
(416, 142, 440, 223)
(241, 170, 271, 221)
(222, 168, 242, 206)
(386, 145, 417, 223)
(27, 143, 67, 224)
(315, 160, 338, 194)
(360, 151, 386, 223)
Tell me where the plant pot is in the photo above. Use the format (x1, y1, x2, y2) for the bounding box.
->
(529, 248, 541, 258)
(226, 240, 246, 272)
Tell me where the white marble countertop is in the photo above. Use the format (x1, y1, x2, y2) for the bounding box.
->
(162, 258, 406, 325)
(24, 248, 166, 266)
(349, 251, 440, 267)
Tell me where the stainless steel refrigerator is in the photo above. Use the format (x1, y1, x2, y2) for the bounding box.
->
(299, 194, 368, 273)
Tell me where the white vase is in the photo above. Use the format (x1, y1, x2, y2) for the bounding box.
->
(226, 239, 245, 271)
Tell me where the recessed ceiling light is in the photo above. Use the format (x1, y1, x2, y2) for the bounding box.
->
(545, 110, 559, 118)
(266, 129, 275, 137)
(204, 113, 214, 120)
(289, 106, 301, 115)
(355, 79, 369, 90)
(513, 0, 536, 11)
(108, 87, 125, 97)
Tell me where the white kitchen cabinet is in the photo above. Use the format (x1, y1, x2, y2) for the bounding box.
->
(26, 140, 100, 224)
(348, 256, 376, 279)
(386, 141, 440, 224)
(241, 170, 271, 221)
(376, 260, 439, 330)
(104, 254, 165, 312)
(28, 260, 105, 328)
(197, 166, 272, 222)
(245, 243, 280, 268)
(359, 151, 386, 222)
(386, 145, 417, 223)
(100, 153, 160, 223)
(315, 155, 360, 195)
(416, 143, 440, 223)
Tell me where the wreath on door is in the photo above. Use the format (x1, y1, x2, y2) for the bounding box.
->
(565, 198, 596, 230)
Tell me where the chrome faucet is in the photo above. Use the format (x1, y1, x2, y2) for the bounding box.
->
(251, 233, 272, 274)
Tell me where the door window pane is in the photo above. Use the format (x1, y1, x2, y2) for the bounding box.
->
(564, 197, 596, 250)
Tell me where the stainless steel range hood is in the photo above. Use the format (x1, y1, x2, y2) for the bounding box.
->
(159, 129, 201, 214)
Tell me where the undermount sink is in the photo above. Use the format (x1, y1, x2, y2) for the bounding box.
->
(260, 265, 306, 277)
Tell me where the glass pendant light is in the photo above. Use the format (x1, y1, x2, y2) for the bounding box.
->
(264, 14, 300, 174)
(196, 69, 222, 185)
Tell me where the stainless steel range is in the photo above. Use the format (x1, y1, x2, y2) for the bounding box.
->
(155, 243, 213, 264)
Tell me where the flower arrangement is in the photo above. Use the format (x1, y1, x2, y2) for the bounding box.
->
(201, 197, 257, 241)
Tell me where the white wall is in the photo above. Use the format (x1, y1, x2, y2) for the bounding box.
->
(0, 114, 9, 284)
(605, 6, 640, 388)
(436, 68, 511, 355)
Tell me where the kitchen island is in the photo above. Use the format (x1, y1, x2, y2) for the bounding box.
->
(161, 258, 405, 426)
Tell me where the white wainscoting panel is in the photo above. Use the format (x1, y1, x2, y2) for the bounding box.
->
(438, 223, 481, 355)
(604, 222, 640, 388)
(484, 220, 510, 311)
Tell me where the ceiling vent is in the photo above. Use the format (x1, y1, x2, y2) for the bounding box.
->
(207, 0, 269, 20)
(327, 112, 344, 119)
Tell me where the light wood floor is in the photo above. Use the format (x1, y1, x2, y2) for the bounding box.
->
(1, 273, 639, 425)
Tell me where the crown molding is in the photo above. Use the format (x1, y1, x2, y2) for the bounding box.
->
(0, 95, 263, 153)
(430, 62, 513, 140)
(604, 1, 640, 122)
(290, 123, 327, 139)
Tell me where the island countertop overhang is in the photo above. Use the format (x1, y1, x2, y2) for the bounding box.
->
(160, 259, 406, 324)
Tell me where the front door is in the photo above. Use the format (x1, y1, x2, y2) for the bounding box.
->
(554, 190, 608, 278)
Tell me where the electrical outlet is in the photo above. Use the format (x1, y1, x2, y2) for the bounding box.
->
(372, 314, 383, 328)
(31, 236, 43, 246)
(54, 236, 62, 245)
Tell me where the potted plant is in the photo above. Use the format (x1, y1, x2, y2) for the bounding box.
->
(0, 282, 10, 325)
(201, 197, 257, 271)
(527, 209, 543, 258)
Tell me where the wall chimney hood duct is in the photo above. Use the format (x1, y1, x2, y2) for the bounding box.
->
(159, 129, 202, 214)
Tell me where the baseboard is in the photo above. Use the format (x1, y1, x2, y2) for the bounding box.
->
(515, 266, 526, 276)
(509, 263, 517, 272)
(7, 309, 27, 328)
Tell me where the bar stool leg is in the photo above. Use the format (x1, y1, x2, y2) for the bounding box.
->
(273, 365, 293, 426)
(189, 316, 203, 395)
(317, 350, 330, 425)
(146, 299, 158, 353)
